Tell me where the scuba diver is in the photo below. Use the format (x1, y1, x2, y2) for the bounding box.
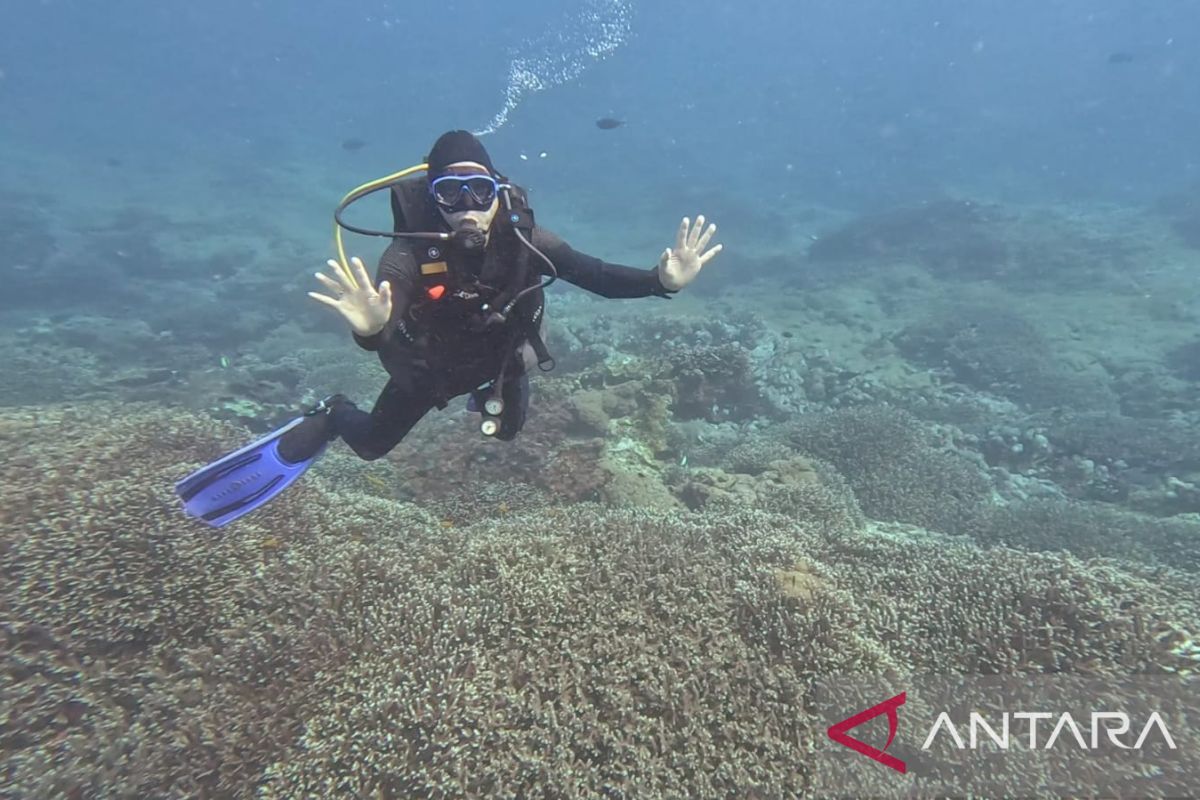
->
(176, 130, 723, 527)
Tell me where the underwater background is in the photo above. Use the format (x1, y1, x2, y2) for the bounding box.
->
(3, 0, 1200, 796)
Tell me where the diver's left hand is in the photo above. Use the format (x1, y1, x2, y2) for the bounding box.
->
(657, 215, 722, 291)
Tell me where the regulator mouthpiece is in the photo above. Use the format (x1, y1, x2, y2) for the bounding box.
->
(452, 221, 487, 252)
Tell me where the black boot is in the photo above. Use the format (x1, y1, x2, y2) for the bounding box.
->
(277, 394, 348, 464)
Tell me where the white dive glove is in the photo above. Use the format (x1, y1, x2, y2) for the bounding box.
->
(657, 214, 723, 291)
(308, 256, 393, 337)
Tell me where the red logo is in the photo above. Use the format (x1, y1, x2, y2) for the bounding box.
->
(827, 692, 907, 773)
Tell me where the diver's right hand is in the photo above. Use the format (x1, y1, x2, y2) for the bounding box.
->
(308, 256, 393, 337)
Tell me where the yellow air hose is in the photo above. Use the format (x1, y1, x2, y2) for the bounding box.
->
(332, 163, 428, 288)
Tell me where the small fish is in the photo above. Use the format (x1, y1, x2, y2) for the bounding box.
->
(595, 117, 625, 130)
(341, 137, 367, 152)
(219, 356, 230, 368)
(1107, 51, 1135, 64)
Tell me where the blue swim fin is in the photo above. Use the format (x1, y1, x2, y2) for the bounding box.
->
(175, 417, 326, 528)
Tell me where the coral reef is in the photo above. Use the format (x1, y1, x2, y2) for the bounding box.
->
(968, 498, 1200, 572)
(1044, 411, 1200, 474)
(385, 394, 612, 517)
(808, 199, 1011, 278)
(3, 405, 1197, 797)
(563, 376, 674, 454)
(2, 405, 332, 797)
(666, 342, 764, 422)
(668, 455, 864, 539)
(970, 412, 1200, 512)
(785, 406, 992, 534)
(894, 303, 1118, 412)
(564, 312, 775, 422)
(808, 199, 1139, 287)
(1111, 365, 1196, 419)
(611, 310, 768, 355)
(815, 522, 1197, 674)
(0, 335, 107, 406)
(719, 437, 796, 475)
(5, 186, 1200, 797)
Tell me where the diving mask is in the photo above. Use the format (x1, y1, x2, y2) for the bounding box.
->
(430, 174, 503, 211)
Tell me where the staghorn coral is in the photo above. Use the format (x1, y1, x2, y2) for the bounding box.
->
(259, 514, 1199, 797)
(802, 524, 1200, 797)
(1, 404, 342, 797)
(811, 522, 1199, 675)
(567, 313, 780, 425)
(967, 497, 1200, 573)
(669, 456, 864, 539)
(1041, 410, 1200, 473)
(974, 414, 1200, 510)
(786, 406, 992, 534)
(0, 339, 106, 406)
(667, 343, 764, 422)
(3, 406, 284, 655)
(719, 436, 796, 475)
(257, 506, 862, 798)
(4, 404, 1198, 797)
(576, 337, 766, 424)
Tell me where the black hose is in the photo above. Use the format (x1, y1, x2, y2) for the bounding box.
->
(499, 189, 558, 316)
(334, 183, 448, 241)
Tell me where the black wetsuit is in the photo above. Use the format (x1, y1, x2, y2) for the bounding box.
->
(330, 227, 674, 460)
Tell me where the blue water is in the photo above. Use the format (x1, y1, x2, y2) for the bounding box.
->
(4, 1, 1200, 796)
(4, 1, 1197, 210)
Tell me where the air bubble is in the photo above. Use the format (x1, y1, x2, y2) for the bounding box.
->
(474, 0, 633, 136)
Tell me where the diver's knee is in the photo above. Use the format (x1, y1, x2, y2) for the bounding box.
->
(347, 442, 393, 461)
